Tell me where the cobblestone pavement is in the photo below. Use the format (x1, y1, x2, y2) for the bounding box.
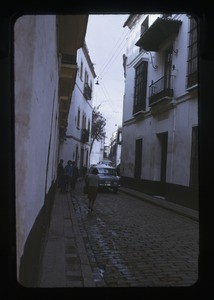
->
(71, 180, 199, 287)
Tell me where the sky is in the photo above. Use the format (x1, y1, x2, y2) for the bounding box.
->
(85, 14, 130, 144)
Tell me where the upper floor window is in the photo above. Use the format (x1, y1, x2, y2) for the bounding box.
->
(187, 17, 198, 88)
(141, 16, 149, 36)
(88, 119, 91, 132)
(77, 108, 80, 128)
(80, 61, 83, 80)
(133, 60, 148, 114)
(84, 70, 89, 84)
(82, 113, 86, 129)
(139, 16, 149, 52)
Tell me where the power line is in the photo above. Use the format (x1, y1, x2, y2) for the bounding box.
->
(97, 24, 129, 74)
(97, 29, 129, 78)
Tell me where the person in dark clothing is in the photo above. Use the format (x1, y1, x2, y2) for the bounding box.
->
(64, 160, 73, 192)
(81, 165, 87, 178)
(71, 161, 79, 190)
(57, 159, 66, 192)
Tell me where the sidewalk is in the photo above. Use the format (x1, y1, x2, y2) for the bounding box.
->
(38, 183, 199, 287)
(38, 188, 95, 287)
(119, 187, 199, 221)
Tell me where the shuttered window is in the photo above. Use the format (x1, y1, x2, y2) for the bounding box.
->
(187, 17, 198, 88)
(133, 60, 148, 114)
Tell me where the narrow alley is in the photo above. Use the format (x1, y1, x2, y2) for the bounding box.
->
(38, 179, 199, 288)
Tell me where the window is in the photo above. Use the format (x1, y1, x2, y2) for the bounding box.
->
(141, 16, 149, 36)
(80, 61, 83, 80)
(133, 61, 148, 114)
(187, 17, 198, 88)
(140, 16, 149, 52)
(88, 119, 90, 131)
(90, 80, 93, 95)
(82, 113, 86, 129)
(84, 70, 89, 84)
(77, 108, 80, 128)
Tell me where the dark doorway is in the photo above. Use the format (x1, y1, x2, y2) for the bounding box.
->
(157, 132, 168, 195)
(80, 148, 84, 169)
(134, 138, 142, 179)
(190, 126, 198, 189)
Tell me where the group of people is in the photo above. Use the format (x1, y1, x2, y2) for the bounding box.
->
(57, 159, 100, 213)
(57, 159, 79, 193)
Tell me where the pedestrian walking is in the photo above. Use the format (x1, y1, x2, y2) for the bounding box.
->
(81, 165, 87, 178)
(64, 160, 73, 192)
(71, 161, 79, 191)
(85, 168, 99, 212)
(57, 159, 66, 192)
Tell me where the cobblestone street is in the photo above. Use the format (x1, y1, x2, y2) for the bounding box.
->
(71, 180, 199, 287)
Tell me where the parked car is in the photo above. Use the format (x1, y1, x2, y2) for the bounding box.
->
(88, 164, 121, 193)
(97, 160, 113, 166)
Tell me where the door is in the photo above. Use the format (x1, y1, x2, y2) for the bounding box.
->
(157, 132, 168, 196)
(190, 126, 198, 189)
(134, 138, 142, 179)
(160, 132, 168, 183)
(80, 148, 84, 169)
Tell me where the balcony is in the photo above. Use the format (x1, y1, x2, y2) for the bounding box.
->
(83, 83, 92, 100)
(136, 17, 182, 51)
(81, 129, 89, 143)
(149, 74, 175, 106)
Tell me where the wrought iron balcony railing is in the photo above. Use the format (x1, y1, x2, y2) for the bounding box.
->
(149, 74, 175, 105)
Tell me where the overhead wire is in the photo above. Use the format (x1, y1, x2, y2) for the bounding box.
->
(95, 29, 128, 111)
(93, 18, 129, 139)
(97, 27, 129, 79)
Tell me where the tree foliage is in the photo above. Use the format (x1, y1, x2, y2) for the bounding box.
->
(90, 106, 106, 153)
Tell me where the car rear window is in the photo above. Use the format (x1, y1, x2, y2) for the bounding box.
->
(97, 168, 117, 176)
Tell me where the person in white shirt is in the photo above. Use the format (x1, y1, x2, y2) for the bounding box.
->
(85, 168, 99, 212)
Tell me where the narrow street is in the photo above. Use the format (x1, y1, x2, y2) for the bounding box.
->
(69, 179, 199, 287)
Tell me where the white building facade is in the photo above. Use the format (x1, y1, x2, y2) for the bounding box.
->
(121, 14, 198, 209)
(14, 15, 88, 286)
(90, 138, 105, 165)
(109, 127, 122, 167)
(59, 43, 96, 173)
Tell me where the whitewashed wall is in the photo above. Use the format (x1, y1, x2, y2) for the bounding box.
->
(60, 47, 94, 169)
(15, 15, 59, 274)
(121, 14, 198, 188)
(90, 139, 105, 165)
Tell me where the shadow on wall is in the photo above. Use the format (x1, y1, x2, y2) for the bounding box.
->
(18, 181, 56, 287)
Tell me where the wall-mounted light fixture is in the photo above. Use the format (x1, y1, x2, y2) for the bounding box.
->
(146, 51, 158, 70)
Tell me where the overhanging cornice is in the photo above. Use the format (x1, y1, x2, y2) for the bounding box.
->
(57, 15, 88, 55)
(136, 17, 182, 51)
(57, 15, 88, 138)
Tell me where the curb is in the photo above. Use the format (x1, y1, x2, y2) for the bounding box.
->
(67, 194, 96, 287)
(119, 187, 199, 222)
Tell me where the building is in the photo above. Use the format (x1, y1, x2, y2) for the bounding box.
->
(109, 127, 122, 167)
(59, 42, 96, 173)
(14, 15, 88, 286)
(90, 138, 105, 165)
(121, 14, 198, 209)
